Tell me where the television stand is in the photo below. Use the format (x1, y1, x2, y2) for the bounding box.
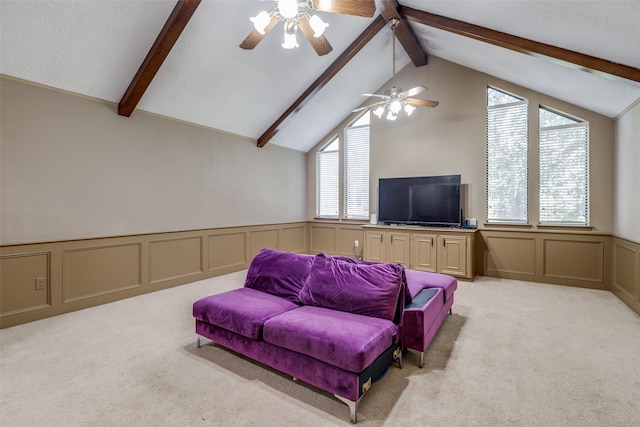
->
(362, 224, 476, 280)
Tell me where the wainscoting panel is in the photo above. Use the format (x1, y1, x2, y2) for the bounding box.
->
(543, 238, 604, 282)
(149, 236, 203, 286)
(0, 222, 308, 328)
(280, 225, 306, 253)
(63, 243, 142, 302)
(4, 223, 633, 326)
(479, 230, 610, 290)
(484, 235, 536, 276)
(208, 232, 247, 273)
(0, 252, 50, 316)
(612, 237, 640, 316)
(309, 224, 337, 254)
(335, 226, 365, 258)
(250, 229, 279, 258)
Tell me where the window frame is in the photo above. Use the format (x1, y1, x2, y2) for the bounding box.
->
(486, 86, 530, 224)
(315, 135, 340, 219)
(538, 105, 589, 226)
(343, 111, 370, 220)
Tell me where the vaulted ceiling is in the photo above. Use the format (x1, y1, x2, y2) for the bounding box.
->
(2, 1, 639, 152)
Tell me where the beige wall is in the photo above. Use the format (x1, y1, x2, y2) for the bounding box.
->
(614, 100, 640, 243)
(611, 99, 640, 316)
(308, 56, 615, 233)
(1, 77, 307, 245)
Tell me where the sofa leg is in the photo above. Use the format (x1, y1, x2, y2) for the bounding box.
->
(393, 347, 403, 369)
(449, 308, 452, 315)
(417, 351, 426, 368)
(334, 394, 359, 424)
(196, 335, 212, 348)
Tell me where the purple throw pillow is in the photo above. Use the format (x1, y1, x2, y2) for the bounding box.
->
(331, 255, 412, 306)
(299, 253, 404, 321)
(244, 248, 314, 304)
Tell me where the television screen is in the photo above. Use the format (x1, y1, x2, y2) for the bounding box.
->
(379, 175, 461, 226)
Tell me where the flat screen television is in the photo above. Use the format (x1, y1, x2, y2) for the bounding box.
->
(378, 175, 461, 226)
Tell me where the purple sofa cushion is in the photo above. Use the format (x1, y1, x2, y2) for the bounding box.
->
(299, 253, 404, 321)
(332, 256, 412, 306)
(192, 288, 298, 340)
(404, 269, 458, 301)
(263, 305, 397, 373)
(244, 248, 314, 303)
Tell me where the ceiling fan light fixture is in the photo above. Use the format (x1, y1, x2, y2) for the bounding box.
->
(389, 99, 402, 114)
(282, 21, 299, 49)
(404, 104, 416, 115)
(309, 14, 329, 37)
(373, 106, 385, 119)
(250, 11, 272, 34)
(277, 0, 299, 19)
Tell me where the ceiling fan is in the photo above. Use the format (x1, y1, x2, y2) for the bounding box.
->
(240, 0, 376, 56)
(354, 18, 439, 120)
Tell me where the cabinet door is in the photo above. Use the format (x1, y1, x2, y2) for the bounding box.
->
(364, 231, 386, 262)
(438, 235, 467, 277)
(387, 232, 411, 266)
(411, 234, 437, 272)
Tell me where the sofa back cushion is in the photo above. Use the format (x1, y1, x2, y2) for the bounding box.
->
(332, 255, 412, 306)
(244, 248, 314, 304)
(299, 253, 405, 321)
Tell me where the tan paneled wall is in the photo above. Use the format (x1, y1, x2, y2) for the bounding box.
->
(309, 222, 366, 259)
(0, 222, 307, 328)
(477, 229, 611, 290)
(4, 223, 638, 328)
(611, 236, 640, 315)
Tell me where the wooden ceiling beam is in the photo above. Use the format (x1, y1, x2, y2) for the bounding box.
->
(399, 5, 640, 85)
(118, 0, 201, 117)
(375, 0, 427, 67)
(257, 14, 387, 148)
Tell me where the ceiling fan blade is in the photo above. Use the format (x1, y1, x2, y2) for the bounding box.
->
(400, 86, 427, 98)
(406, 98, 440, 108)
(312, 0, 376, 17)
(298, 15, 333, 56)
(352, 101, 385, 113)
(239, 15, 279, 50)
(362, 93, 387, 99)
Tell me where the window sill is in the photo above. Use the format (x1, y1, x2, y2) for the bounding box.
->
(536, 224, 594, 231)
(484, 223, 534, 229)
(312, 218, 369, 225)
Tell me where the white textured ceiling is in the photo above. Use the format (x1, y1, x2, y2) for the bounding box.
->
(2, 1, 639, 152)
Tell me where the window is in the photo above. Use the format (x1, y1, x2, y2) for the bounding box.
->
(316, 137, 339, 218)
(486, 87, 529, 223)
(539, 107, 589, 225)
(344, 112, 370, 219)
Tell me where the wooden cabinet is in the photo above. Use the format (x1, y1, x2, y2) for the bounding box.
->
(364, 231, 411, 265)
(363, 229, 385, 262)
(411, 233, 437, 273)
(387, 232, 411, 265)
(364, 226, 475, 280)
(438, 234, 467, 277)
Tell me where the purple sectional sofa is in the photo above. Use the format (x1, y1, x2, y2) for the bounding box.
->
(193, 249, 457, 423)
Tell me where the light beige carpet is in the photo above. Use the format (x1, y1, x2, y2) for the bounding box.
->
(1, 272, 639, 426)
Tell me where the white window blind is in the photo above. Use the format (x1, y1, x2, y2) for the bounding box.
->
(344, 124, 370, 219)
(486, 87, 529, 223)
(539, 107, 589, 225)
(316, 138, 339, 218)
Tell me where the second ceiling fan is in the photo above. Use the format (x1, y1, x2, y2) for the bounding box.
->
(354, 18, 439, 120)
(240, 0, 376, 56)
